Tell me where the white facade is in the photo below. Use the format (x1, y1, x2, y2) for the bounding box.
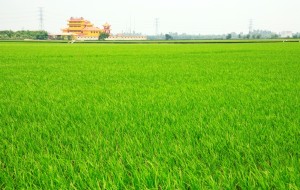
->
(106, 36, 147, 41)
(76, 36, 98, 41)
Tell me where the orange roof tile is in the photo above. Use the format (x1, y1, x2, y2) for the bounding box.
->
(83, 27, 102, 31)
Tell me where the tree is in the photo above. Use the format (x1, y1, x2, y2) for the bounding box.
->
(256, 34, 261, 39)
(226, 33, 232, 39)
(35, 31, 48, 40)
(292, 33, 299, 39)
(0, 30, 48, 40)
(271, 34, 279, 39)
(98, 32, 109, 40)
(165, 34, 173, 40)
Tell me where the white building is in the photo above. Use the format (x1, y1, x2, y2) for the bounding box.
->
(280, 31, 293, 38)
(76, 36, 98, 41)
(106, 35, 147, 41)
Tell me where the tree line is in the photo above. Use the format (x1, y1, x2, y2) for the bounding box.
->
(151, 30, 300, 40)
(0, 30, 48, 40)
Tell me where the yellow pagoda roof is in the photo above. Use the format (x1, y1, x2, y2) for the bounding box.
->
(83, 27, 102, 31)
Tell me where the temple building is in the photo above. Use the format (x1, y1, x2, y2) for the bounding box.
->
(60, 17, 111, 40)
(49, 17, 147, 41)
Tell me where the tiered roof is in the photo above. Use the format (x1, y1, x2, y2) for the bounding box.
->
(83, 27, 102, 31)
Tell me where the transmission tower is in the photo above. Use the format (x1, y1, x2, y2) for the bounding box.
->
(129, 16, 132, 34)
(39, 7, 44, 31)
(249, 19, 253, 34)
(155, 18, 159, 36)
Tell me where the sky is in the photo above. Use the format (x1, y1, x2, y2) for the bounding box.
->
(0, 0, 299, 35)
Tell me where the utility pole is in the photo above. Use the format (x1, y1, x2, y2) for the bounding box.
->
(130, 16, 132, 34)
(39, 7, 44, 31)
(249, 19, 253, 34)
(155, 18, 159, 36)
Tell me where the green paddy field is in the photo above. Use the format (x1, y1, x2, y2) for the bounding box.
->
(0, 42, 299, 189)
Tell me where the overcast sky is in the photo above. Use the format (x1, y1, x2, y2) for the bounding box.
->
(0, 0, 299, 35)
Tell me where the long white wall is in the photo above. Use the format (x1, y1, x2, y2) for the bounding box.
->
(106, 36, 147, 41)
(76, 36, 98, 41)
